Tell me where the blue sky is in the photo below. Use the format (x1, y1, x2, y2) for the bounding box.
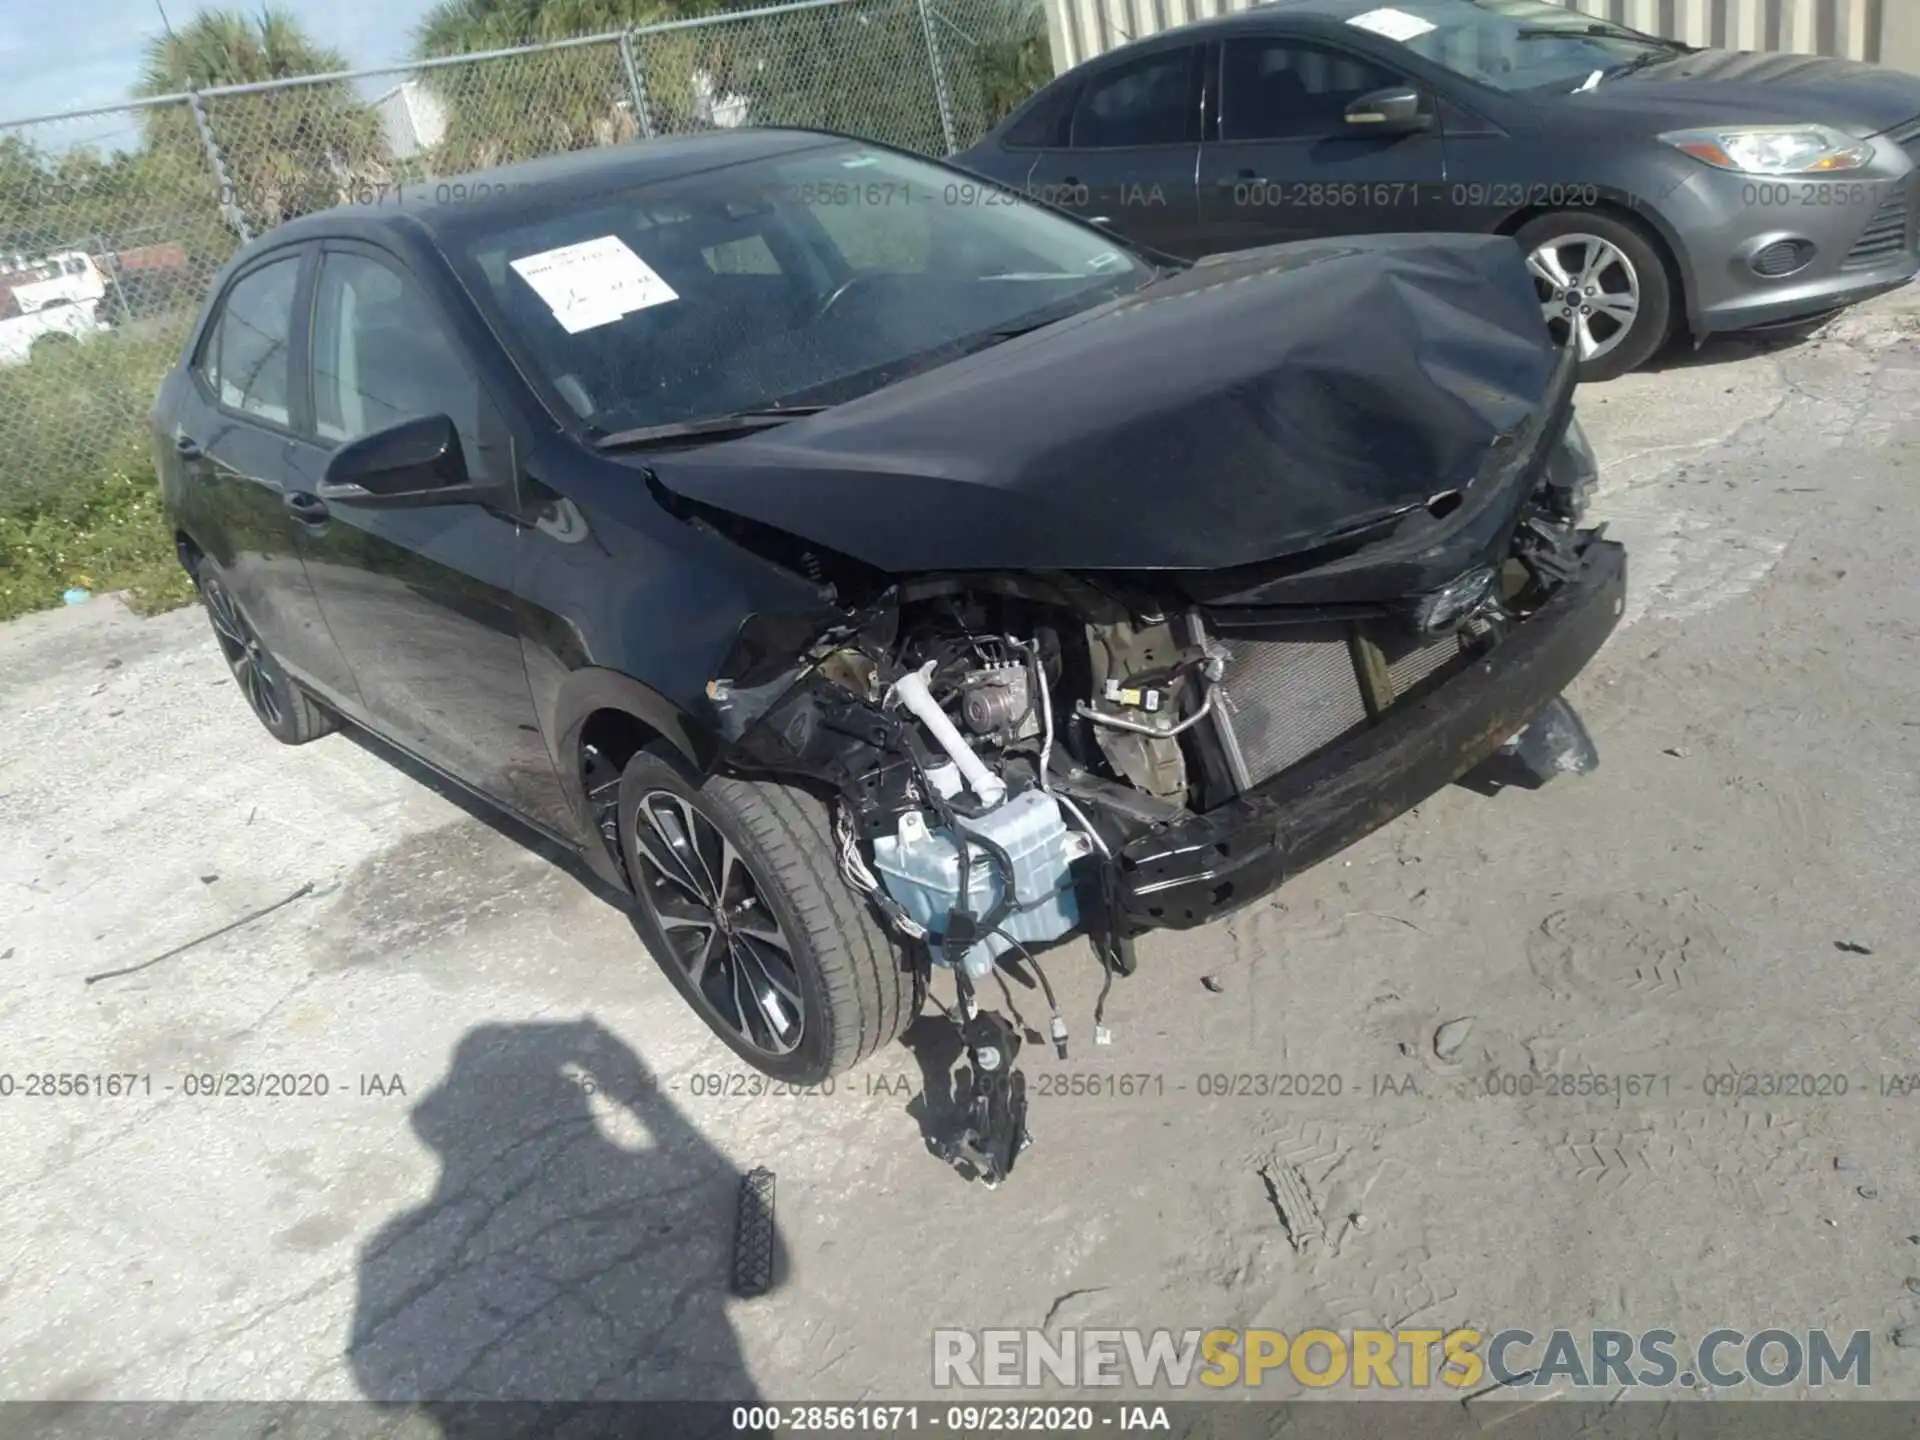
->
(0, 0, 441, 136)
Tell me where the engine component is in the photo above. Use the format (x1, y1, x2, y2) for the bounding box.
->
(870, 789, 1088, 979)
(1082, 617, 1191, 802)
(960, 662, 1037, 743)
(932, 1006, 1029, 1188)
(1074, 690, 1215, 738)
(1102, 677, 1164, 712)
(889, 662, 1006, 807)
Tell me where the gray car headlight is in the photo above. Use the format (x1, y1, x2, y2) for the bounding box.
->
(1659, 124, 1873, 176)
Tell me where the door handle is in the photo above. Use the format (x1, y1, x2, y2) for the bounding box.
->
(283, 491, 330, 524)
(174, 434, 202, 462)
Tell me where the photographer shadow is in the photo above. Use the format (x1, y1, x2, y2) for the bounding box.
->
(348, 1018, 782, 1439)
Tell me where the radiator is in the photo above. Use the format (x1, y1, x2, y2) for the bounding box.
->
(1213, 623, 1467, 789)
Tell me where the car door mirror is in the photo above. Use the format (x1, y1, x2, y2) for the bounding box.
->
(1344, 87, 1431, 134)
(318, 414, 476, 507)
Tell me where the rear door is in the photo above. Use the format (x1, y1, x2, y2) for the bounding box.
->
(1022, 42, 1203, 256)
(1194, 34, 1448, 255)
(172, 244, 359, 701)
(281, 239, 569, 829)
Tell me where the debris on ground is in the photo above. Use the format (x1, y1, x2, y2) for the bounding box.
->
(1834, 940, 1874, 955)
(81, 880, 316, 986)
(1433, 1017, 1476, 1062)
(731, 1167, 777, 1299)
(1200, 974, 1225, 993)
(1259, 1158, 1326, 1254)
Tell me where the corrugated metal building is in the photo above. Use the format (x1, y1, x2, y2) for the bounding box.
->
(1044, 0, 1915, 75)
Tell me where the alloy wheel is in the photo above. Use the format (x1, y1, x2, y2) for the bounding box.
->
(202, 576, 283, 728)
(630, 789, 805, 1056)
(1526, 234, 1641, 364)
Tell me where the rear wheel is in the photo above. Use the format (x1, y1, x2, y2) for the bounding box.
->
(194, 559, 334, 745)
(617, 746, 914, 1084)
(1515, 210, 1673, 382)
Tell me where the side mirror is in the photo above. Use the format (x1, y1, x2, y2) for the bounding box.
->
(1344, 87, 1432, 134)
(319, 414, 473, 506)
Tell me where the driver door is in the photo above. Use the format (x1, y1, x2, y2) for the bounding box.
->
(1020, 42, 1203, 257)
(282, 240, 568, 828)
(1193, 35, 1447, 255)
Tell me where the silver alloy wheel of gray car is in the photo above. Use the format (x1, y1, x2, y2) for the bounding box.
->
(630, 788, 805, 1056)
(1526, 234, 1642, 365)
(202, 572, 283, 728)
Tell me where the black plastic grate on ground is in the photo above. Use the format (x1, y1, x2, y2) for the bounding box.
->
(731, 1166, 778, 1299)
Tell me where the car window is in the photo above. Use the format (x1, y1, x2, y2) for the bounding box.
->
(1069, 47, 1201, 149)
(1220, 38, 1405, 141)
(1320, 0, 1674, 93)
(309, 251, 481, 451)
(447, 140, 1151, 437)
(702, 234, 782, 274)
(1003, 83, 1078, 149)
(805, 197, 935, 274)
(205, 255, 301, 426)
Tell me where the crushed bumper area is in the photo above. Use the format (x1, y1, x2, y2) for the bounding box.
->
(1114, 540, 1628, 930)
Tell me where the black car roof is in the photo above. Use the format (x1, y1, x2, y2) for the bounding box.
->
(242, 127, 853, 253)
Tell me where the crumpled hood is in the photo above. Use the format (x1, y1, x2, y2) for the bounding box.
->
(642, 233, 1562, 574)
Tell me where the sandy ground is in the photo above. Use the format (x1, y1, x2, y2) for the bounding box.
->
(3, 290, 1920, 1419)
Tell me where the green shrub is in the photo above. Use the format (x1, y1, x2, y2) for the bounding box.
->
(0, 329, 197, 622)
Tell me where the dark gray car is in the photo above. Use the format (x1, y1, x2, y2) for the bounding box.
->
(953, 0, 1920, 380)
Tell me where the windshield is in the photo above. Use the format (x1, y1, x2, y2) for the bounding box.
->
(449, 140, 1151, 437)
(1342, 0, 1680, 94)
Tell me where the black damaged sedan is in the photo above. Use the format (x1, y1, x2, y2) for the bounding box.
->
(156, 129, 1624, 1179)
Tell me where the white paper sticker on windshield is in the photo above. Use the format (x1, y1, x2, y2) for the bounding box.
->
(509, 235, 678, 334)
(1346, 6, 1437, 41)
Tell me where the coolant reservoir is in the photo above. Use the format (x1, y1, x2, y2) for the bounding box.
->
(871, 790, 1087, 979)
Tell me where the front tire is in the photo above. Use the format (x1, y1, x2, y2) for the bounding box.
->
(193, 559, 334, 745)
(1515, 210, 1674, 382)
(617, 747, 914, 1084)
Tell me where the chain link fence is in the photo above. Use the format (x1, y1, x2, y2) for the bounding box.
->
(0, 0, 1044, 535)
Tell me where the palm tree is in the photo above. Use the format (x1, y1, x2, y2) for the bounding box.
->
(137, 7, 390, 231)
(139, 6, 350, 90)
(416, 0, 694, 53)
(411, 0, 716, 169)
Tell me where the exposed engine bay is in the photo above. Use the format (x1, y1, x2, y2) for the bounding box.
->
(709, 394, 1614, 1186)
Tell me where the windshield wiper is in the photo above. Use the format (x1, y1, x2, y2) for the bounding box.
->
(1605, 47, 1691, 78)
(594, 405, 830, 451)
(1517, 23, 1689, 49)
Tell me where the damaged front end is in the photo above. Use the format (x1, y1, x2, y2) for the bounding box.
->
(695, 417, 1620, 1184)
(657, 240, 1627, 1184)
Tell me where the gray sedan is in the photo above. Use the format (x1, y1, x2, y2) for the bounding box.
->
(953, 0, 1920, 380)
